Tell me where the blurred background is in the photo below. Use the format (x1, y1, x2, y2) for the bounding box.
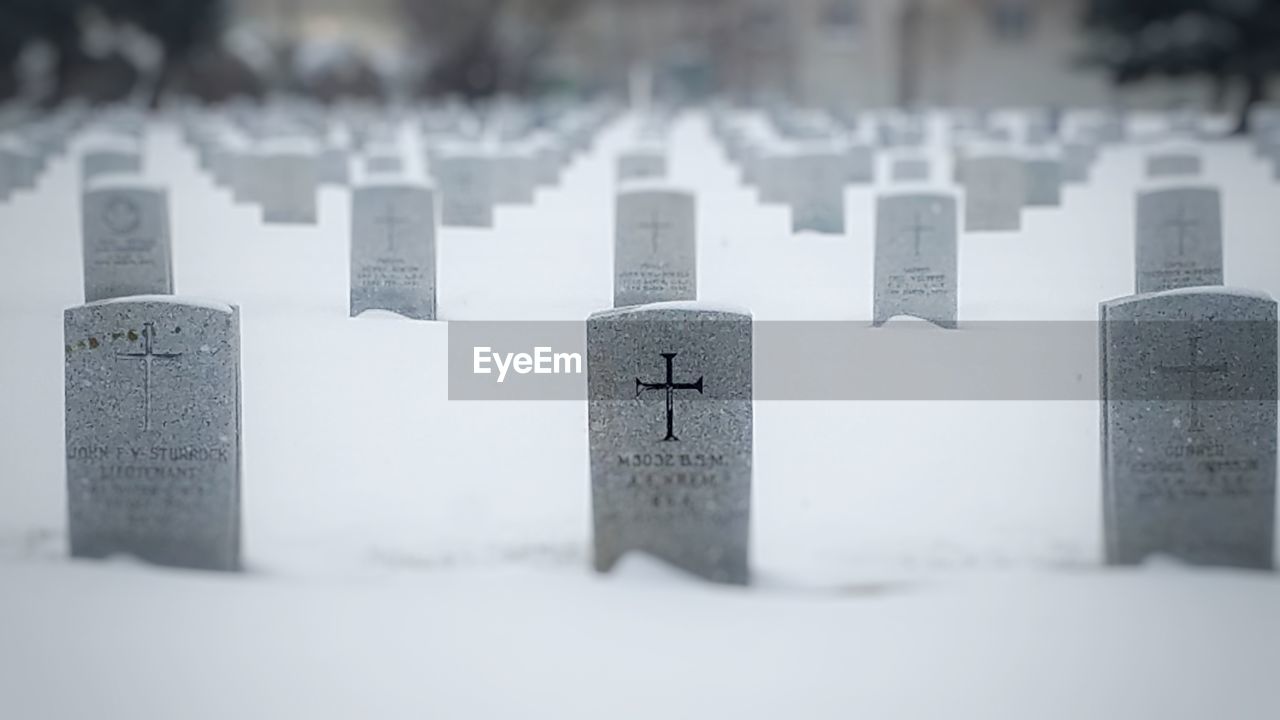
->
(0, 0, 1277, 130)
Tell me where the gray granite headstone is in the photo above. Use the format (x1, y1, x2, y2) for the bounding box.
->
(963, 155, 1025, 232)
(587, 303, 753, 584)
(1135, 186, 1223, 294)
(614, 186, 696, 308)
(873, 192, 958, 329)
(789, 153, 846, 234)
(1147, 152, 1202, 178)
(1100, 288, 1276, 569)
(1024, 158, 1063, 207)
(82, 182, 174, 303)
(436, 154, 495, 228)
(65, 297, 242, 571)
(350, 183, 437, 320)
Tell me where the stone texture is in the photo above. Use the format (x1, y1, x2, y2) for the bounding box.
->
(1100, 288, 1276, 569)
(587, 304, 753, 584)
(350, 183, 437, 320)
(873, 192, 958, 329)
(614, 187, 696, 308)
(65, 297, 242, 571)
(82, 183, 174, 303)
(1135, 186, 1223, 294)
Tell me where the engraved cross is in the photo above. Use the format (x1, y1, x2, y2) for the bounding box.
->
(636, 210, 672, 256)
(635, 353, 704, 442)
(1157, 335, 1227, 433)
(375, 203, 411, 253)
(1162, 203, 1200, 257)
(115, 322, 183, 431)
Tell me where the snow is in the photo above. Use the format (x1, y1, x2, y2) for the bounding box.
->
(1, 111, 1280, 718)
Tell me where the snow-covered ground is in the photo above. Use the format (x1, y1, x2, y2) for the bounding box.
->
(1, 113, 1278, 718)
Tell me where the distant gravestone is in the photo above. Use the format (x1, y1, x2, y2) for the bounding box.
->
(845, 144, 875, 184)
(890, 156, 930, 183)
(1135, 187, 1223, 294)
(587, 303, 753, 584)
(789, 152, 846, 234)
(365, 154, 403, 175)
(962, 155, 1025, 232)
(256, 140, 320, 224)
(614, 186, 696, 308)
(492, 151, 538, 205)
(617, 147, 667, 182)
(1147, 152, 1202, 178)
(65, 297, 243, 571)
(1062, 141, 1096, 184)
(436, 154, 495, 228)
(1024, 157, 1063, 207)
(1100, 288, 1276, 569)
(873, 192, 958, 329)
(82, 181, 174, 303)
(82, 140, 143, 185)
(350, 183, 437, 320)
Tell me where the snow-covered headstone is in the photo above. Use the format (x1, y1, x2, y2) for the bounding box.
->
(587, 303, 753, 585)
(256, 138, 320, 224)
(65, 297, 243, 571)
(436, 152, 495, 228)
(1023, 156, 1063, 207)
(1100, 288, 1276, 569)
(616, 147, 667, 182)
(788, 152, 846, 234)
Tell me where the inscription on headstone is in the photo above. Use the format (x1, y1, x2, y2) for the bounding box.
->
(1100, 289, 1276, 568)
(65, 298, 242, 571)
(587, 304, 753, 584)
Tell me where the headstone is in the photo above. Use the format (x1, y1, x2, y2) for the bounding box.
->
(82, 142, 143, 185)
(962, 155, 1025, 232)
(789, 152, 846, 234)
(587, 303, 753, 584)
(82, 179, 174, 303)
(1100, 288, 1276, 569)
(617, 147, 667, 182)
(845, 143, 875, 184)
(65, 297, 243, 571)
(1147, 152, 1202, 178)
(890, 156, 930, 183)
(614, 185, 697, 308)
(873, 192, 959, 329)
(1062, 141, 1096, 184)
(1023, 157, 1063, 207)
(1135, 186, 1223, 294)
(436, 153, 495, 228)
(350, 182, 437, 320)
(255, 139, 320, 224)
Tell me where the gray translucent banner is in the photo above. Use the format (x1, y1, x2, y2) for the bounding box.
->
(447, 321, 1277, 401)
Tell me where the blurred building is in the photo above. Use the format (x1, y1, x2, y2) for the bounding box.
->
(230, 0, 1205, 107)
